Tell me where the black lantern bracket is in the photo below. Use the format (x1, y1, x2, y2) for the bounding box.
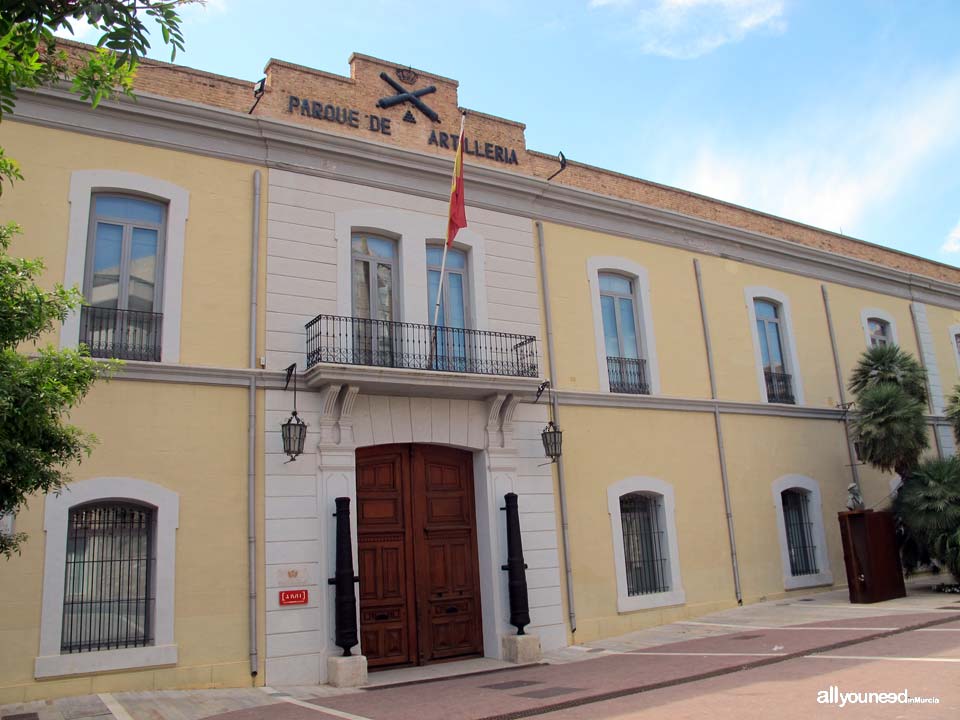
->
(281, 363, 308, 462)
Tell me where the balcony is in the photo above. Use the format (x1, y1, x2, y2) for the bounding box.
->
(607, 356, 649, 394)
(304, 315, 539, 395)
(79, 306, 162, 362)
(764, 369, 795, 404)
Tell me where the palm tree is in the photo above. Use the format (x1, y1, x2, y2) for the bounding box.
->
(848, 344, 927, 404)
(893, 457, 960, 580)
(850, 382, 929, 480)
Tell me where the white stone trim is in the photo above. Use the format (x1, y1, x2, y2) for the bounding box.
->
(949, 323, 960, 376)
(60, 170, 189, 363)
(771, 474, 832, 590)
(334, 206, 489, 329)
(607, 476, 685, 612)
(35, 477, 180, 678)
(860, 308, 899, 349)
(587, 257, 660, 394)
(744, 286, 805, 405)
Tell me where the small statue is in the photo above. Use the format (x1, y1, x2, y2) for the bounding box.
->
(846, 482, 864, 511)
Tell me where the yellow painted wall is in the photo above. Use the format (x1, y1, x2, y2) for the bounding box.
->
(1, 121, 261, 368)
(559, 406, 737, 642)
(924, 303, 960, 401)
(0, 381, 253, 702)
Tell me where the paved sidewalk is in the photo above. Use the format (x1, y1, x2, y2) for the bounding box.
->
(3, 578, 958, 720)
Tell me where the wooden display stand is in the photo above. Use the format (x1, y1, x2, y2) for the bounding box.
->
(837, 510, 906, 603)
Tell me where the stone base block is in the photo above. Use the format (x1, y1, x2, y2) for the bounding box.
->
(327, 654, 368, 687)
(501, 633, 542, 664)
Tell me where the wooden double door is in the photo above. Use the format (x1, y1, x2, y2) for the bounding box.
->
(356, 444, 484, 669)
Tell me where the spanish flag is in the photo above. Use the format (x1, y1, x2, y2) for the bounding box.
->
(446, 112, 467, 246)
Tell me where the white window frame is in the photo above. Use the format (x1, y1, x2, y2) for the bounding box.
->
(61, 171, 189, 363)
(860, 308, 898, 349)
(771, 475, 832, 590)
(426, 242, 472, 328)
(36, 477, 179, 678)
(744, 286, 804, 404)
(588, 257, 660, 394)
(607, 476, 684, 612)
(949, 323, 960, 376)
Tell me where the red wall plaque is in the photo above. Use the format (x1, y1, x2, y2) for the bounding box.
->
(279, 589, 308, 606)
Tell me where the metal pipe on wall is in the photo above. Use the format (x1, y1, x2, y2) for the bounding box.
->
(535, 221, 576, 634)
(820, 285, 862, 492)
(247, 170, 262, 677)
(692, 259, 742, 605)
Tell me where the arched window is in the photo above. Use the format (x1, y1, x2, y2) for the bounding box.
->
(861, 309, 898, 350)
(608, 477, 684, 611)
(619, 493, 670, 595)
(62, 502, 155, 653)
(351, 233, 398, 366)
(588, 258, 660, 395)
(867, 318, 891, 348)
(426, 244, 470, 371)
(771, 475, 832, 590)
(745, 287, 803, 404)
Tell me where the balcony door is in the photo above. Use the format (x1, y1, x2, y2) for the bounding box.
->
(356, 444, 483, 669)
(351, 234, 398, 366)
(426, 245, 469, 371)
(82, 194, 165, 361)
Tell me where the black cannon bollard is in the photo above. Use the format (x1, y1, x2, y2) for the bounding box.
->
(327, 497, 359, 656)
(501, 492, 530, 635)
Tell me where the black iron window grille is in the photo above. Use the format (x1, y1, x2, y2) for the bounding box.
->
(61, 503, 155, 653)
(79, 306, 162, 362)
(305, 314, 538, 378)
(764, 370, 795, 404)
(607, 356, 650, 394)
(781, 489, 819, 576)
(619, 493, 670, 596)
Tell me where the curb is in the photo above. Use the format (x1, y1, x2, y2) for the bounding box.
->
(476, 612, 960, 720)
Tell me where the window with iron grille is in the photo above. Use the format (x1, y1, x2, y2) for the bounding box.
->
(754, 299, 795, 404)
(619, 493, 671, 596)
(61, 503, 155, 653)
(599, 273, 649, 394)
(781, 489, 819, 576)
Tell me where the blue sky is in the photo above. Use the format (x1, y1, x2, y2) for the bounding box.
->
(63, 1, 960, 265)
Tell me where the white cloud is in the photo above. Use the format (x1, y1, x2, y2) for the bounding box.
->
(942, 220, 960, 254)
(670, 69, 960, 238)
(590, 0, 786, 59)
(53, 18, 98, 42)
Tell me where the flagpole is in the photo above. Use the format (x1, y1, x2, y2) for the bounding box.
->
(432, 111, 466, 329)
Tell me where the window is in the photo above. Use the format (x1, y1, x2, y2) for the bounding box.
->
(619, 493, 670, 595)
(351, 233, 398, 366)
(426, 245, 470, 371)
(600, 273, 649, 394)
(62, 171, 188, 364)
(780, 489, 818, 576)
(861, 309, 898, 350)
(36, 477, 179, 678)
(607, 477, 684, 612)
(867, 318, 891, 348)
(745, 287, 803, 404)
(588, 258, 660, 395)
(80, 194, 166, 361)
(62, 503, 155, 653)
(771, 475, 832, 590)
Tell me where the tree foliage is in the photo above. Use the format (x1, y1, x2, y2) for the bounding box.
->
(850, 382, 929, 478)
(0, 1, 191, 556)
(848, 343, 928, 405)
(893, 457, 960, 580)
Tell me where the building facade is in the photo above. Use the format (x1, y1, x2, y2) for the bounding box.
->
(2, 42, 960, 699)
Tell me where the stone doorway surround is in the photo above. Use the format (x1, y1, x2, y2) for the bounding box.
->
(263, 385, 565, 686)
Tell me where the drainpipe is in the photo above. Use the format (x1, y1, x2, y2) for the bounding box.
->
(820, 285, 862, 492)
(535, 221, 576, 634)
(693, 259, 742, 605)
(248, 170, 262, 678)
(909, 302, 945, 459)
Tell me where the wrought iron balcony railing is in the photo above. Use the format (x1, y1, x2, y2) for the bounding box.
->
(607, 356, 650, 394)
(305, 314, 538, 378)
(764, 369, 795, 404)
(79, 306, 163, 362)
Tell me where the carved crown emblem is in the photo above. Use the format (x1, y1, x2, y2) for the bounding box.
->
(396, 67, 418, 85)
(287, 569, 299, 579)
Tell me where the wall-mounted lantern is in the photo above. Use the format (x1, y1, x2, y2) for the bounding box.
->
(541, 420, 562, 463)
(281, 363, 307, 461)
